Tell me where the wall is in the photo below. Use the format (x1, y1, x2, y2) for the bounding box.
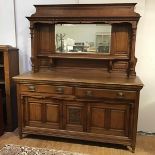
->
(0, 0, 16, 46)
(136, 0, 155, 132)
(0, 0, 155, 132)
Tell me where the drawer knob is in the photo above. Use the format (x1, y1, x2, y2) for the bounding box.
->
(56, 87, 64, 94)
(117, 92, 124, 98)
(28, 85, 35, 92)
(86, 90, 93, 97)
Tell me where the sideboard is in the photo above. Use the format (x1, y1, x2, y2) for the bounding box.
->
(13, 3, 143, 152)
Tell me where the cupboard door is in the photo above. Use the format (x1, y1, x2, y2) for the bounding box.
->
(22, 96, 62, 129)
(88, 102, 132, 137)
(63, 101, 86, 132)
(44, 98, 62, 129)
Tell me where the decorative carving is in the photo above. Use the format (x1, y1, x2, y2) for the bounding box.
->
(68, 108, 81, 124)
(129, 22, 138, 76)
(30, 57, 39, 72)
(30, 23, 34, 39)
(108, 60, 113, 73)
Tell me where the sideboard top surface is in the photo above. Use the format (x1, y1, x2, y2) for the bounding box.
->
(13, 70, 143, 89)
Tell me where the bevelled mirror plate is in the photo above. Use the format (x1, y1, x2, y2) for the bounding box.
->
(55, 24, 111, 54)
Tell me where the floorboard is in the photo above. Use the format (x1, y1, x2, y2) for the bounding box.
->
(0, 131, 155, 155)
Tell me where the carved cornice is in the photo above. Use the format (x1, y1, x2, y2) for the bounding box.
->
(27, 3, 140, 23)
(27, 17, 140, 24)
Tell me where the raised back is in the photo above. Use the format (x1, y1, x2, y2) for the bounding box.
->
(27, 3, 140, 77)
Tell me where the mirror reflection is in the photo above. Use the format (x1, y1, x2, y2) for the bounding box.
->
(55, 24, 111, 54)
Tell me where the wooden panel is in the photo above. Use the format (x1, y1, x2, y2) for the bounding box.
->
(39, 57, 50, 68)
(32, 4, 139, 18)
(0, 90, 4, 136)
(88, 102, 131, 137)
(29, 103, 42, 121)
(46, 104, 59, 123)
(0, 46, 19, 131)
(64, 102, 85, 132)
(88, 103, 107, 134)
(110, 110, 125, 130)
(38, 24, 55, 55)
(111, 24, 130, 55)
(55, 59, 108, 69)
(113, 61, 128, 71)
(68, 108, 81, 124)
(107, 103, 130, 136)
(40, 25, 50, 50)
(24, 97, 62, 129)
(44, 99, 62, 129)
(91, 107, 105, 128)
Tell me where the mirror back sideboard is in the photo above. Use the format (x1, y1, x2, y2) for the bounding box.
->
(13, 4, 143, 152)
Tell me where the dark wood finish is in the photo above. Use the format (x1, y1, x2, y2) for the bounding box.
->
(13, 3, 143, 153)
(27, 3, 140, 76)
(0, 89, 4, 136)
(0, 45, 19, 131)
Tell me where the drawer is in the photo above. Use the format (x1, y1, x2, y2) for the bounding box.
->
(20, 84, 73, 95)
(75, 88, 136, 100)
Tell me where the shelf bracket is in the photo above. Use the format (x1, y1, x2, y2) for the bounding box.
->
(108, 60, 113, 73)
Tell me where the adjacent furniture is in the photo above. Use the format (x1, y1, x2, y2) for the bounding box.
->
(13, 4, 143, 152)
(0, 45, 19, 131)
(0, 89, 4, 136)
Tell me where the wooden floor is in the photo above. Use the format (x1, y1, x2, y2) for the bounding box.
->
(0, 131, 155, 155)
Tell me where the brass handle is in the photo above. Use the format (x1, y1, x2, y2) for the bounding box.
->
(86, 90, 93, 97)
(56, 87, 64, 94)
(28, 85, 35, 92)
(117, 92, 124, 98)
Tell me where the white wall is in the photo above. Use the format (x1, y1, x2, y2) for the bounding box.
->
(0, 0, 16, 46)
(136, 0, 155, 132)
(0, 0, 155, 132)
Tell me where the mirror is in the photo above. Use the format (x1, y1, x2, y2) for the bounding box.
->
(55, 24, 111, 54)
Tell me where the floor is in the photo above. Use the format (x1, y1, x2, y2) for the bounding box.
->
(0, 131, 155, 155)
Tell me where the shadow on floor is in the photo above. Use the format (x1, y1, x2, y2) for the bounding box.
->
(24, 134, 128, 151)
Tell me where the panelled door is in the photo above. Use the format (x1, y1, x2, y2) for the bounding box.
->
(88, 102, 133, 137)
(21, 96, 62, 129)
(63, 101, 86, 132)
(21, 95, 133, 137)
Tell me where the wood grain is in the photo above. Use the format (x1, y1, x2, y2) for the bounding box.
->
(0, 45, 19, 131)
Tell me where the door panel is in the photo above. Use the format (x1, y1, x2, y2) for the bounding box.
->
(68, 107, 82, 124)
(64, 101, 86, 132)
(22, 96, 62, 129)
(29, 102, 42, 122)
(46, 104, 59, 123)
(44, 99, 62, 129)
(91, 107, 105, 128)
(110, 110, 125, 130)
(88, 102, 132, 137)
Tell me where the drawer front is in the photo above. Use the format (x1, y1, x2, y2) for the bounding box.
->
(20, 84, 73, 95)
(75, 88, 136, 100)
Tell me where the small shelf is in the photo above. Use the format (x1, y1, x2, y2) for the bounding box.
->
(0, 80, 5, 84)
(37, 53, 129, 61)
